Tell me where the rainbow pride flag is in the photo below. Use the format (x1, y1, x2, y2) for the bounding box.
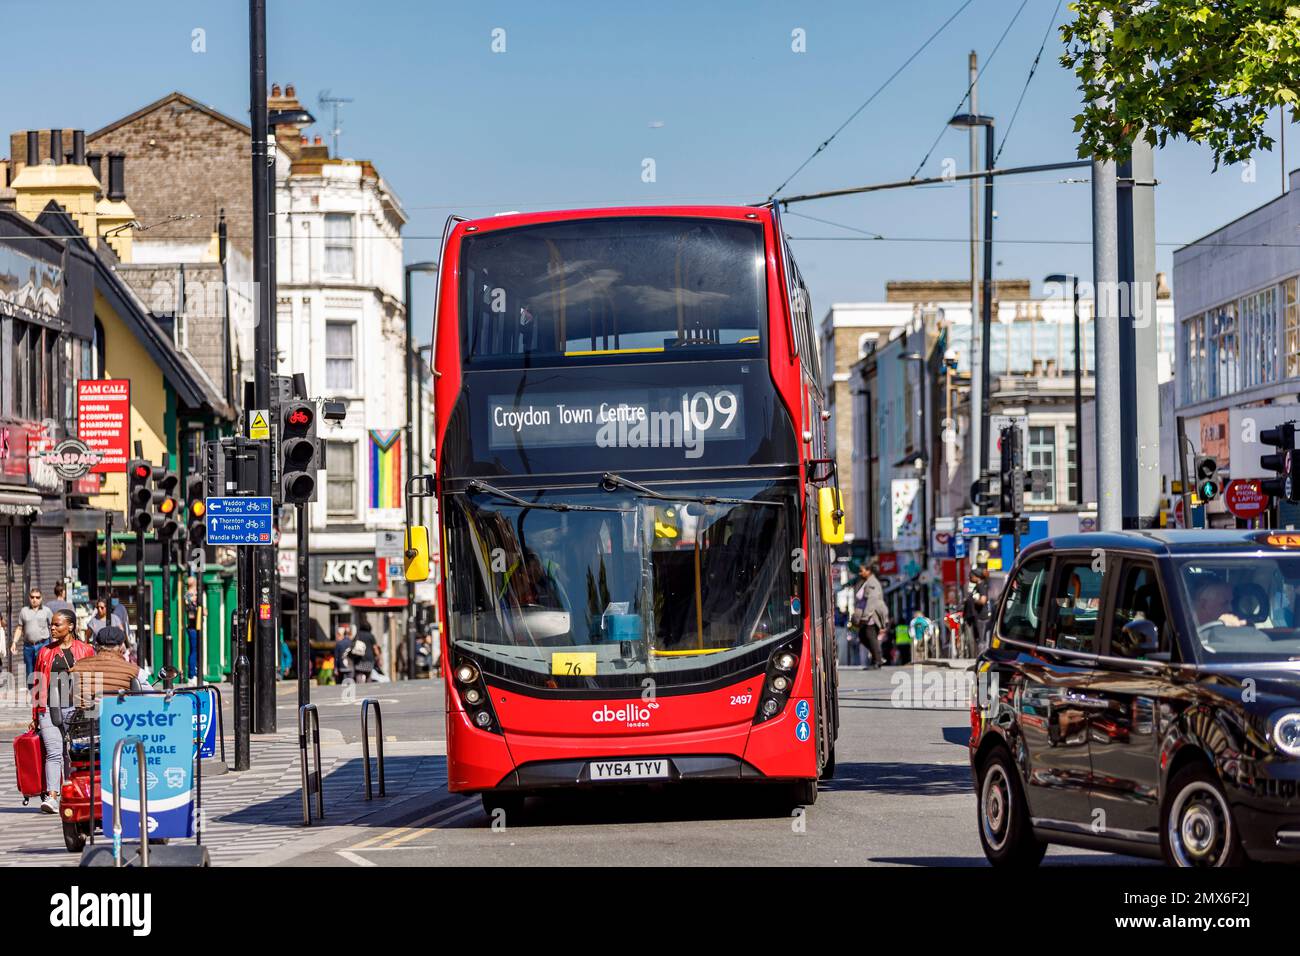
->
(368, 429, 402, 509)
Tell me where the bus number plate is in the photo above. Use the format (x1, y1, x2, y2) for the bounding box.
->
(551, 652, 597, 676)
(589, 759, 669, 781)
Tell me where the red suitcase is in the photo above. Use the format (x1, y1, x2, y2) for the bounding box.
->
(13, 730, 44, 804)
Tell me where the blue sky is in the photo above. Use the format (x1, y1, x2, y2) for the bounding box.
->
(3, 0, 1293, 339)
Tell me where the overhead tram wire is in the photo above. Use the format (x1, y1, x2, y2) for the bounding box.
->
(906, 0, 1029, 182)
(993, 0, 1065, 166)
(767, 0, 978, 201)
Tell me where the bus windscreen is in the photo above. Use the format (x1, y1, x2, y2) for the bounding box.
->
(459, 217, 766, 368)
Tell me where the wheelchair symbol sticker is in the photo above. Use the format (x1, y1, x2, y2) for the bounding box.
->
(795, 700, 810, 721)
(795, 720, 810, 742)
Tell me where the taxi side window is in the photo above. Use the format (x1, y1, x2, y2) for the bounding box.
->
(1111, 563, 1170, 658)
(999, 556, 1050, 641)
(1050, 558, 1103, 654)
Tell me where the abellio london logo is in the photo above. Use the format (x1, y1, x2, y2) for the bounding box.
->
(591, 701, 659, 728)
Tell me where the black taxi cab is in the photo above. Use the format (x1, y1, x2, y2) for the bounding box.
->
(970, 530, 1300, 868)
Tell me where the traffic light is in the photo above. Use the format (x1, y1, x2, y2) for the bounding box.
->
(186, 474, 207, 546)
(971, 473, 1000, 511)
(128, 459, 154, 532)
(1194, 455, 1221, 503)
(1261, 422, 1298, 502)
(155, 470, 180, 538)
(280, 400, 319, 504)
(999, 425, 1025, 516)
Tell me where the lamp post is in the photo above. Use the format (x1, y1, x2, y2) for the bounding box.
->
(404, 261, 438, 680)
(948, 113, 995, 499)
(1045, 273, 1084, 506)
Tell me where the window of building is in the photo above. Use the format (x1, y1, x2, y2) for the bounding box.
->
(1211, 303, 1238, 398)
(1182, 312, 1204, 404)
(1287, 278, 1300, 379)
(1239, 287, 1278, 390)
(324, 214, 355, 278)
(1065, 425, 1078, 505)
(325, 321, 355, 391)
(1028, 425, 1056, 505)
(325, 440, 356, 518)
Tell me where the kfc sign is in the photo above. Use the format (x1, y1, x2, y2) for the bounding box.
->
(312, 553, 378, 594)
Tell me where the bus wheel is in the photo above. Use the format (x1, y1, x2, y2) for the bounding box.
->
(481, 792, 526, 825)
(819, 743, 836, 781)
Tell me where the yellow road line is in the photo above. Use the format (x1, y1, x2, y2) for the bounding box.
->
(348, 798, 476, 850)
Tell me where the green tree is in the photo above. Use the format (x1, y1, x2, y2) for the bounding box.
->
(1062, 1, 1300, 166)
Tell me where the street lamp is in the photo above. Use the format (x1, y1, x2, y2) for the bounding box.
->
(1045, 273, 1084, 506)
(404, 261, 438, 679)
(948, 113, 995, 503)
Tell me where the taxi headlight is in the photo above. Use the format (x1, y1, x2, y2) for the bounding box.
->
(1273, 712, 1300, 757)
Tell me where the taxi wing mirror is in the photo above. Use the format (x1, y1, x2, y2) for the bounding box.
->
(818, 486, 845, 545)
(404, 525, 432, 583)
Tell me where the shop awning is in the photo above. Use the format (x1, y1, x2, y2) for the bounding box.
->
(349, 596, 409, 610)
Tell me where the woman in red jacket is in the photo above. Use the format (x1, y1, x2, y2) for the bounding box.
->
(30, 609, 93, 813)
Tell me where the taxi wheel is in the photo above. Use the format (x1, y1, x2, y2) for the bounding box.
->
(1161, 764, 1245, 868)
(977, 748, 1046, 868)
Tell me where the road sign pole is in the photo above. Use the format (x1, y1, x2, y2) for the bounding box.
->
(161, 534, 173, 691)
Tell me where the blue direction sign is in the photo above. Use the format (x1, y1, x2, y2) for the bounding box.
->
(205, 496, 273, 546)
(961, 515, 1001, 537)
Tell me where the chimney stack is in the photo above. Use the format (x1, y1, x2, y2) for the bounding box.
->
(25, 131, 39, 167)
(107, 151, 126, 201)
(71, 130, 85, 167)
(49, 129, 62, 165)
(86, 152, 102, 185)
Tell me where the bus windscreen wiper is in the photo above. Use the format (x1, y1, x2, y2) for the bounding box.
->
(466, 480, 630, 513)
(599, 472, 781, 508)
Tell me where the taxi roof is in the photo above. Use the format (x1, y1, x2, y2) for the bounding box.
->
(1021, 529, 1297, 559)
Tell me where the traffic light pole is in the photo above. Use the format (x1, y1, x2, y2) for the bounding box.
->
(160, 535, 173, 691)
(250, 0, 277, 734)
(297, 502, 310, 710)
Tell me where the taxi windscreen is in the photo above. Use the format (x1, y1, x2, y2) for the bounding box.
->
(1178, 555, 1300, 662)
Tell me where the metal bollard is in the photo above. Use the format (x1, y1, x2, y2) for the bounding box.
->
(361, 697, 385, 799)
(111, 736, 149, 868)
(298, 703, 324, 825)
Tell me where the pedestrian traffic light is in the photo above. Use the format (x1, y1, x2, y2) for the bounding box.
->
(186, 474, 207, 546)
(280, 400, 318, 504)
(128, 459, 154, 532)
(1261, 422, 1298, 502)
(1194, 455, 1221, 503)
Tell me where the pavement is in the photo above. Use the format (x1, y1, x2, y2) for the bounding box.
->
(0, 665, 1153, 867)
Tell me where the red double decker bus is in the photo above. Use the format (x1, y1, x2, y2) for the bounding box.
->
(405, 204, 844, 818)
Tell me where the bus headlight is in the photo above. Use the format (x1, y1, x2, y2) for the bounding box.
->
(761, 698, 780, 718)
(775, 653, 796, 672)
(474, 710, 493, 729)
(1273, 712, 1300, 757)
(455, 662, 479, 685)
(463, 687, 482, 705)
(770, 675, 790, 693)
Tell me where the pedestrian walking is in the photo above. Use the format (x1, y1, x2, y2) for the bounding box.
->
(333, 625, 355, 685)
(184, 577, 201, 679)
(852, 560, 890, 669)
(84, 597, 112, 643)
(45, 582, 72, 617)
(11, 589, 54, 691)
(963, 565, 993, 655)
(30, 609, 92, 813)
(349, 619, 379, 684)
